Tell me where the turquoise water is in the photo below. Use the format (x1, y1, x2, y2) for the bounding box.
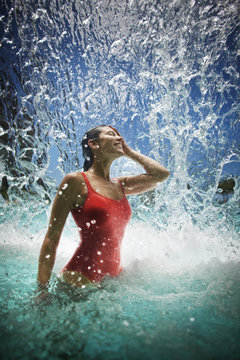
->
(0, 211, 240, 359)
(0, 0, 240, 359)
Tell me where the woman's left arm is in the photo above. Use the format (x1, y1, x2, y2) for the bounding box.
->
(115, 131, 170, 195)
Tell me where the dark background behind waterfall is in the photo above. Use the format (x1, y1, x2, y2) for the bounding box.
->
(0, 0, 239, 232)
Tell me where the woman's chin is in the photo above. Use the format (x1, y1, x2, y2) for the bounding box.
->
(114, 150, 124, 158)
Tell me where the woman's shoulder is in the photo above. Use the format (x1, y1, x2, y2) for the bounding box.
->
(62, 171, 83, 181)
(59, 172, 87, 199)
(60, 172, 86, 190)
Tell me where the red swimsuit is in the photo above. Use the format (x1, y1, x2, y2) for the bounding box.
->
(62, 172, 132, 282)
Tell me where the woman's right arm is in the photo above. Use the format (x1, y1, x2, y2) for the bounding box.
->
(37, 173, 80, 288)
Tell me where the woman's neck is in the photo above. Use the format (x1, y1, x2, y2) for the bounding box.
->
(88, 158, 113, 181)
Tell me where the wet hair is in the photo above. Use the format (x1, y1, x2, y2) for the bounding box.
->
(81, 125, 107, 171)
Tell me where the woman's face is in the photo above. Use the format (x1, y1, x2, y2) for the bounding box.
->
(97, 126, 124, 157)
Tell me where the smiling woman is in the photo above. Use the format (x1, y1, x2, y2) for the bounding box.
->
(37, 125, 170, 293)
(1, 0, 240, 357)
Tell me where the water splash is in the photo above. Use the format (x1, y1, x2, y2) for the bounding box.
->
(0, 1, 240, 358)
(1, 0, 239, 221)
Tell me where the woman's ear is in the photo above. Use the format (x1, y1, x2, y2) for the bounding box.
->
(88, 139, 99, 149)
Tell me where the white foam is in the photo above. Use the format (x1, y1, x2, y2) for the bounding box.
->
(1, 217, 238, 277)
(121, 221, 240, 274)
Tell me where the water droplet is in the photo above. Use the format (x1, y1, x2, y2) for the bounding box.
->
(86, 222, 90, 227)
(58, 191, 63, 195)
(97, 269, 101, 273)
(102, 242, 106, 246)
(88, 266, 91, 269)
(45, 254, 50, 259)
(78, 227, 82, 231)
(97, 251, 102, 255)
(62, 183, 68, 190)
(123, 320, 129, 326)
(190, 317, 195, 322)
(91, 219, 96, 224)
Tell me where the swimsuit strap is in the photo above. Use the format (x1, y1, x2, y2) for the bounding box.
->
(112, 178, 126, 196)
(82, 172, 126, 197)
(81, 172, 92, 191)
(118, 179, 125, 195)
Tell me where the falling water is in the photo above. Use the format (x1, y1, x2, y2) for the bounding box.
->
(0, 0, 239, 359)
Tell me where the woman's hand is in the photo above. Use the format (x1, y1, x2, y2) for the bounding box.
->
(33, 283, 52, 306)
(109, 126, 131, 156)
(110, 125, 170, 195)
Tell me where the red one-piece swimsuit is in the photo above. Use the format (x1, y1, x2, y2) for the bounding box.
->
(62, 172, 132, 282)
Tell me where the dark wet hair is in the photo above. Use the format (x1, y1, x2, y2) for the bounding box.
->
(81, 125, 107, 171)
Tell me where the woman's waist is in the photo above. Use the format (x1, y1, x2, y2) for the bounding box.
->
(71, 244, 121, 261)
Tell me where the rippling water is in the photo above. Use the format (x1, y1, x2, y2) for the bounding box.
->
(0, 0, 240, 359)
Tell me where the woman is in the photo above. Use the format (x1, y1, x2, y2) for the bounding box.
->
(37, 125, 170, 290)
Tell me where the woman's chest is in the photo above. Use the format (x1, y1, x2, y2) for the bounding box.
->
(72, 194, 131, 227)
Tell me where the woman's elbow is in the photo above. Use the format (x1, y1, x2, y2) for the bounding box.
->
(40, 233, 60, 255)
(165, 169, 170, 179)
(159, 169, 170, 182)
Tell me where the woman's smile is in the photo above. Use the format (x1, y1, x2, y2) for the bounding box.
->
(114, 142, 124, 153)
